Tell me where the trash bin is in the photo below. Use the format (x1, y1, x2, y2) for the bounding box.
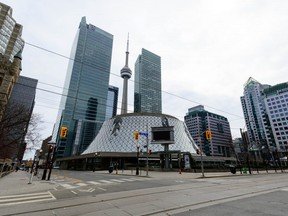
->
(242, 167, 247, 175)
(230, 166, 236, 174)
(108, 166, 113, 173)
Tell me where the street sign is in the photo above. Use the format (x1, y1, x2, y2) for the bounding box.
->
(139, 132, 148, 137)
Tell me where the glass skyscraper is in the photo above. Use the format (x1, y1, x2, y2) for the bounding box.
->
(53, 17, 113, 157)
(240, 77, 270, 151)
(105, 85, 118, 120)
(0, 76, 37, 161)
(134, 48, 162, 113)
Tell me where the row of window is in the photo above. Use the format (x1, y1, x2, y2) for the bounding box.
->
(267, 94, 288, 102)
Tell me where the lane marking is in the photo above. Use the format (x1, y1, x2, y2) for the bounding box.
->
(97, 187, 107, 191)
(71, 190, 77, 195)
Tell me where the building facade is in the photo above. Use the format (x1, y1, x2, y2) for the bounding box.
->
(262, 82, 288, 152)
(0, 3, 24, 61)
(105, 85, 118, 120)
(0, 2, 24, 121)
(240, 77, 288, 162)
(134, 48, 162, 113)
(0, 75, 37, 161)
(53, 17, 113, 157)
(184, 105, 233, 157)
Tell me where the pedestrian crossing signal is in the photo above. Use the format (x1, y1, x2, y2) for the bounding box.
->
(205, 130, 212, 141)
(48, 145, 54, 153)
(60, 126, 67, 138)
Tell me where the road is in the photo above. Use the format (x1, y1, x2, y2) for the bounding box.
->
(50, 169, 192, 199)
(1, 170, 288, 215)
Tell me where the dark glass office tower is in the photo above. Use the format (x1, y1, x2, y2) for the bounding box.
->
(54, 17, 113, 157)
(134, 48, 162, 113)
(105, 85, 119, 120)
(0, 76, 37, 161)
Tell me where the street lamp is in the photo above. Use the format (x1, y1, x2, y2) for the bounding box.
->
(28, 149, 42, 184)
(136, 143, 140, 175)
(249, 144, 259, 174)
(93, 152, 98, 172)
(197, 137, 205, 178)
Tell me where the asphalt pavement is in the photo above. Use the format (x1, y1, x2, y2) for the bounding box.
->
(0, 168, 276, 196)
(1, 169, 287, 216)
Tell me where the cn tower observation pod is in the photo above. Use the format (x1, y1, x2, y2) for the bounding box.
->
(82, 113, 198, 155)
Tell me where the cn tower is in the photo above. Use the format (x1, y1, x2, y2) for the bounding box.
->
(120, 36, 132, 114)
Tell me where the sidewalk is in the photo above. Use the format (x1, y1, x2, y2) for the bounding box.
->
(0, 169, 277, 196)
(0, 170, 56, 196)
(97, 168, 243, 179)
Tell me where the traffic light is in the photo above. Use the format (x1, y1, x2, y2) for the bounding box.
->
(134, 131, 139, 140)
(60, 126, 67, 138)
(205, 130, 212, 141)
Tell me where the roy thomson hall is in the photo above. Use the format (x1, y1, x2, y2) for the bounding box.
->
(54, 113, 237, 172)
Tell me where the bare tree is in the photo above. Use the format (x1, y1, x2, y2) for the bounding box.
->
(0, 102, 43, 160)
(25, 113, 43, 152)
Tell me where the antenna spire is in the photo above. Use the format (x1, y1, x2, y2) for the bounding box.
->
(125, 33, 129, 66)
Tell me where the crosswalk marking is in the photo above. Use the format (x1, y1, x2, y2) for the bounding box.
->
(119, 178, 134, 182)
(109, 179, 125, 183)
(59, 183, 77, 189)
(55, 177, 150, 189)
(76, 182, 88, 186)
(98, 180, 114, 184)
(0, 192, 56, 206)
(86, 181, 101, 185)
(129, 178, 145, 181)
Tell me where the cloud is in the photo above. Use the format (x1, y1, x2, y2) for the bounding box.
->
(3, 0, 288, 144)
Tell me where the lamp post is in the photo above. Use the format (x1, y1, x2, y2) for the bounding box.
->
(136, 144, 140, 175)
(93, 152, 98, 172)
(197, 137, 205, 178)
(285, 146, 288, 168)
(28, 149, 41, 184)
(146, 127, 149, 177)
(249, 144, 259, 174)
(270, 146, 278, 173)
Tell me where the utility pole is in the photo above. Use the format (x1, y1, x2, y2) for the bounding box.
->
(146, 125, 149, 176)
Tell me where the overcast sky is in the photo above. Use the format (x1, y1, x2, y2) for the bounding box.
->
(3, 0, 288, 158)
